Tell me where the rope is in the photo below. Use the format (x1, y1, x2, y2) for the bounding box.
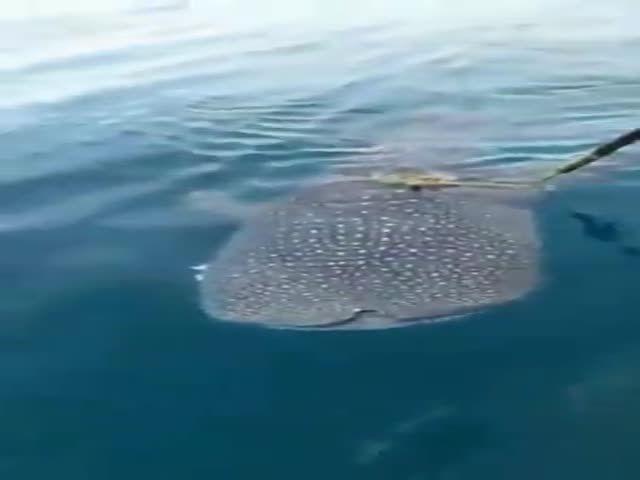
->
(371, 127, 640, 191)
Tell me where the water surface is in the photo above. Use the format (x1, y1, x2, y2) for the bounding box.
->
(2, 2, 640, 478)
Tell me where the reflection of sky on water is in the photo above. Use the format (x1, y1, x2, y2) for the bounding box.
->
(2, 0, 638, 113)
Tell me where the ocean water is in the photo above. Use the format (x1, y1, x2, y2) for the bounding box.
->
(2, 1, 640, 478)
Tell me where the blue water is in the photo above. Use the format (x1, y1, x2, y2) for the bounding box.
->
(2, 2, 640, 478)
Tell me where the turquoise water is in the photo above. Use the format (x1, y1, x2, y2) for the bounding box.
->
(2, 2, 640, 478)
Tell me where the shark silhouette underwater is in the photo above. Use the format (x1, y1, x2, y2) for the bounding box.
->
(197, 128, 640, 329)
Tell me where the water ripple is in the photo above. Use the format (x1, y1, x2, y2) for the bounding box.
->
(2, 4, 640, 478)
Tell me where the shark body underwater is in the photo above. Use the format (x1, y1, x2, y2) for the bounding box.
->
(198, 128, 640, 330)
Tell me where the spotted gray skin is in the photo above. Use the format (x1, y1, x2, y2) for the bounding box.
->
(200, 180, 540, 329)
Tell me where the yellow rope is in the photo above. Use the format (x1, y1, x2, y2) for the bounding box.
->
(371, 128, 639, 191)
(370, 170, 531, 190)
